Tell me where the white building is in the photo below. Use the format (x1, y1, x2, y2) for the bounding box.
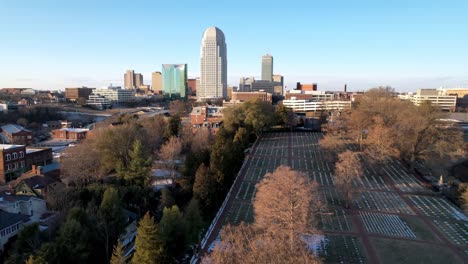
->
(92, 85, 135, 106)
(87, 93, 112, 110)
(398, 89, 456, 111)
(0, 194, 48, 251)
(199, 27, 227, 100)
(283, 97, 351, 112)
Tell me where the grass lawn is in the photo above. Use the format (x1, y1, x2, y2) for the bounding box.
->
(371, 237, 464, 264)
(401, 216, 438, 241)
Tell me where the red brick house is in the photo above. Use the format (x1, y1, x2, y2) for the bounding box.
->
(0, 124, 33, 145)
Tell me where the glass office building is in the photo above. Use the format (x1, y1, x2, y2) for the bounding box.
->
(162, 64, 187, 99)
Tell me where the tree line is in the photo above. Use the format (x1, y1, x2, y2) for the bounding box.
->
(6, 100, 281, 263)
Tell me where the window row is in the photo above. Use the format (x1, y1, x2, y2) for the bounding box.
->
(0, 223, 20, 238)
(4, 151, 24, 161)
(6, 161, 25, 171)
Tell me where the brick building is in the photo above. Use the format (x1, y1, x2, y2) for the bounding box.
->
(26, 148, 53, 169)
(0, 145, 27, 184)
(296, 82, 317, 91)
(0, 145, 53, 184)
(190, 106, 224, 133)
(51, 128, 89, 140)
(230, 91, 272, 103)
(65, 87, 94, 102)
(0, 124, 33, 145)
(187, 78, 197, 96)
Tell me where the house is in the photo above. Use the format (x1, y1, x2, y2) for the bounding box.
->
(0, 124, 33, 145)
(0, 211, 29, 252)
(12, 164, 63, 199)
(0, 193, 47, 218)
(0, 193, 48, 252)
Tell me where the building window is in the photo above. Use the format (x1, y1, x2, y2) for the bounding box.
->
(20, 161, 25, 167)
(7, 164, 11, 171)
(5, 154, 10, 161)
(1, 230, 4, 237)
(12, 152, 18, 160)
(19, 151, 24, 158)
(14, 163, 18, 169)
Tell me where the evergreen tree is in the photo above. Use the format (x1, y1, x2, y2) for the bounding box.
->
(159, 205, 186, 259)
(183, 199, 205, 245)
(132, 212, 164, 264)
(118, 140, 152, 186)
(110, 241, 128, 264)
(99, 187, 125, 261)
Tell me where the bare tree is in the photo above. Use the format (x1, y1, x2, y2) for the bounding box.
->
(159, 136, 183, 181)
(61, 139, 103, 186)
(394, 102, 465, 169)
(254, 166, 322, 252)
(190, 128, 213, 154)
(205, 223, 320, 264)
(364, 116, 399, 163)
(334, 151, 363, 208)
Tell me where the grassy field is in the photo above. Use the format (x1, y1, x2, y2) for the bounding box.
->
(372, 238, 464, 264)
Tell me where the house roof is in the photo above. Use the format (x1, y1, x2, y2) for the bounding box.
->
(1, 124, 31, 134)
(0, 211, 30, 230)
(21, 175, 58, 190)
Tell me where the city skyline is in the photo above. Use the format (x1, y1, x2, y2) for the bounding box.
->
(1, 1, 467, 91)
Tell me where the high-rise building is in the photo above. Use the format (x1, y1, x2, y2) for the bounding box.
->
(239, 77, 255, 92)
(262, 54, 273, 81)
(162, 64, 187, 99)
(152, 72, 162, 93)
(124, 70, 135, 89)
(187, 78, 197, 96)
(273, 74, 284, 95)
(135, 73, 143, 87)
(199, 27, 227, 100)
(124, 70, 144, 89)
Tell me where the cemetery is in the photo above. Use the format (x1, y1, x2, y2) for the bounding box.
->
(202, 132, 468, 263)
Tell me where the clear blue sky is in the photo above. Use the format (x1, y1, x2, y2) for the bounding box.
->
(1, 0, 467, 91)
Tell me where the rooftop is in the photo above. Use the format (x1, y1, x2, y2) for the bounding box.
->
(0, 144, 24, 150)
(1, 124, 31, 134)
(57, 128, 89, 133)
(0, 210, 30, 230)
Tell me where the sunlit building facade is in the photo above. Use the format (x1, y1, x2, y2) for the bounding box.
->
(162, 64, 187, 99)
(199, 27, 227, 100)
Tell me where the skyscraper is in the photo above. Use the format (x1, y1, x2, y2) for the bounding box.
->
(162, 64, 187, 99)
(262, 54, 273, 81)
(199, 27, 227, 100)
(135, 73, 143, 87)
(152, 71, 162, 93)
(124, 70, 135, 89)
(124, 70, 144, 89)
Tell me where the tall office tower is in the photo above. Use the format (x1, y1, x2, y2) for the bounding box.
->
(124, 70, 135, 89)
(199, 27, 227, 100)
(262, 54, 273, 81)
(162, 64, 187, 99)
(152, 71, 162, 93)
(135, 73, 143, 87)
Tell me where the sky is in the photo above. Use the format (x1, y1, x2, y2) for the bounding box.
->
(0, 0, 467, 92)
